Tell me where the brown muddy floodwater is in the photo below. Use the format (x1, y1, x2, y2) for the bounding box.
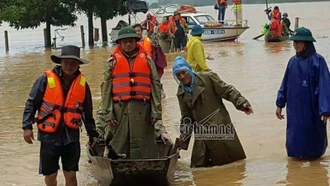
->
(1, 2, 330, 186)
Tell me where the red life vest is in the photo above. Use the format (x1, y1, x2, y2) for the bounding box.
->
(37, 70, 86, 133)
(147, 16, 157, 33)
(111, 44, 151, 102)
(159, 22, 170, 34)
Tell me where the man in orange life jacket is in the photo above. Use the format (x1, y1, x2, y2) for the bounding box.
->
(21, 45, 99, 186)
(169, 11, 189, 52)
(97, 26, 171, 158)
(267, 6, 282, 23)
(158, 16, 171, 53)
(141, 13, 158, 39)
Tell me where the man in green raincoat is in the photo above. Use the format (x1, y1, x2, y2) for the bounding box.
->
(96, 26, 170, 158)
(173, 56, 253, 167)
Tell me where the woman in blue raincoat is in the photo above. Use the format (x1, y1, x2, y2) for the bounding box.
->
(276, 27, 330, 159)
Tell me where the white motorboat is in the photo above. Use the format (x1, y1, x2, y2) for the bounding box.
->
(110, 4, 249, 43)
(153, 4, 249, 42)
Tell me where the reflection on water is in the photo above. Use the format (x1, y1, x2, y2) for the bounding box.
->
(285, 158, 330, 185)
(192, 161, 246, 186)
(1, 1, 330, 186)
(264, 41, 292, 54)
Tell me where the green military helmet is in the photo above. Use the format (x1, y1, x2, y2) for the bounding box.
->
(115, 26, 140, 43)
(289, 27, 316, 42)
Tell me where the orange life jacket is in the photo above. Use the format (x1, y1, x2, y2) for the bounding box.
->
(111, 44, 151, 102)
(37, 70, 86, 133)
(233, 0, 241, 4)
(147, 17, 157, 33)
(272, 10, 280, 20)
(159, 22, 170, 34)
(271, 21, 282, 37)
(169, 17, 186, 34)
(139, 37, 152, 57)
(218, 0, 227, 4)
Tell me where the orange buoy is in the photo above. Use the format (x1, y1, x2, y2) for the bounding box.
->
(204, 22, 222, 27)
(176, 4, 197, 14)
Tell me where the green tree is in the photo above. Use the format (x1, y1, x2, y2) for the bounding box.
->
(94, 0, 127, 46)
(75, 0, 96, 47)
(0, 0, 77, 48)
(76, 0, 127, 47)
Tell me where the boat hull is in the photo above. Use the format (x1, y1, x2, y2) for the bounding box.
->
(87, 142, 179, 186)
(201, 27, 249, 42)
(265, 35, 289, 42)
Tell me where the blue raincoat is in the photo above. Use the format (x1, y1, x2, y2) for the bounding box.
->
(276, 42, 330, 159)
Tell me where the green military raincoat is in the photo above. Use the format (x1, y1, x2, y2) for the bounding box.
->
(96, 50, 166, 158)
(177, 72, 249, 167)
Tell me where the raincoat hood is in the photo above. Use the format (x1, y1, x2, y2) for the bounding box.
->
(296, 42, 316, 59)
(172, 56, 195, 93)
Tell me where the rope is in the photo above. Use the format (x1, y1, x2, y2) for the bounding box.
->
(299, 18, 330, 22)
(308, 28, 330, 32)
(7, 29, 44, 33)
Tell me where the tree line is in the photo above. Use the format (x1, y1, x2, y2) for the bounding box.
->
(0, 0, 128, 48)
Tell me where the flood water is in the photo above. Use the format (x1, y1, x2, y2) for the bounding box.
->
(1, 2, 330, 186)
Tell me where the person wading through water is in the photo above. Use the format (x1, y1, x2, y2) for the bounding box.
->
(141, 13, 158, 39)
(96, 26, 171, 158)
(173, 56, 253, 168)
(276, 27, 330, 160)
(186, 25, 214, 72)
(22, 45, 99, 186)
(158, 16, 171, 53)
(169, 11, 189, 53)
(133, 23, 153, 58)
(134, 23, 167, 99)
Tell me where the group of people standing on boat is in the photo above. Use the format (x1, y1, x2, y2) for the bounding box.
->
(215, 0, 243, 26)
(266, 6, 293, 37)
